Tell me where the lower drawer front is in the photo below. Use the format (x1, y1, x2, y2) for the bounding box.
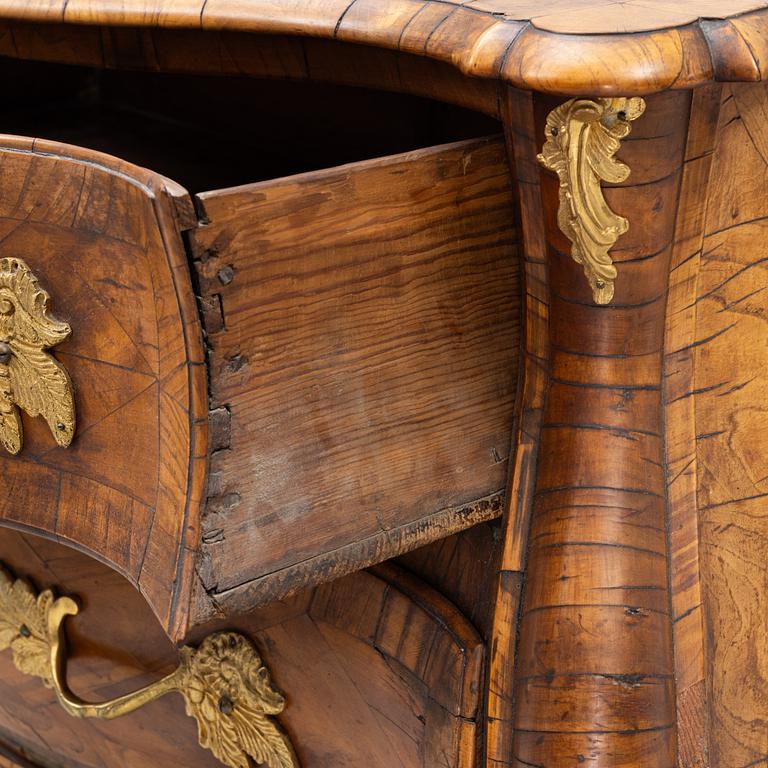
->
(0, 529, 483, 768)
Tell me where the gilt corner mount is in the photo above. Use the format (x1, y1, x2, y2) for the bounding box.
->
(0, 564, 299, 768)
(0, 257, 75, 455)
(538, 96, 646, 305)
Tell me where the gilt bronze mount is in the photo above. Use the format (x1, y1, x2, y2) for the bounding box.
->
(0, 257, 75, 454)
(538, 96, 646, 304)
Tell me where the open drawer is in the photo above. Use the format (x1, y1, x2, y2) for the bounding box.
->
(0, 66, 521, 644)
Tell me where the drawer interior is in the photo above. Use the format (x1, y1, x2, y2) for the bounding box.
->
(1, 56, 499, 193)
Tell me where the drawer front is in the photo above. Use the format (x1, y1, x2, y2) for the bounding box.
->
(0, 136, 207, 639)
(0, 527, 483, 768)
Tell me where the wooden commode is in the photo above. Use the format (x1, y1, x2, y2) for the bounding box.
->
(0, 2, 765, 767)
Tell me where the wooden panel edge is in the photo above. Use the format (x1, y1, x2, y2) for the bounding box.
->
(192, 492, 504, 624)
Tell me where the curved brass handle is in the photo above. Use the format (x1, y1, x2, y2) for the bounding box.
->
(0, 564, 299, 768)
(46, 597, 182, 720)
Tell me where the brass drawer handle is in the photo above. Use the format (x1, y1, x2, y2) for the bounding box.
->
(0, 257, 75, 455)
(538, 97, 646, 305)
(0, 564, 299, 768)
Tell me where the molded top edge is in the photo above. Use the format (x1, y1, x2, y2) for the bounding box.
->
(0, 0, 767, 94)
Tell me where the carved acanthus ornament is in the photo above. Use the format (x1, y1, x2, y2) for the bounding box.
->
(538, 97, 646, 304)
(0, 564, 299, 768)
(0, 257, 75, 454)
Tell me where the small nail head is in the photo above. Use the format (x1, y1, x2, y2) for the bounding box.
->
(218, 696, 234, 715)
(217, 266, 235, 286)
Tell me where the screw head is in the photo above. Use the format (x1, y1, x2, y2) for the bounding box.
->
(0, 342, 11, 365)
(19, 624, 31, 638)
(218, 696, 235, 715)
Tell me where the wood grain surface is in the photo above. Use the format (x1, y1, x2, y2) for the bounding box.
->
(485, 86, 550, 768)
(0, 136, 207, 642)
(396, 520, 503, 641)
(662, 83, 723, 768)
(691, 82, 768, 768)
(0, 528, 485, 768)
(0, 0, 767, 95)
(191, 136, 520, 621)
(504, 89, 690, 767)
(0, 24, 503, 119)
(0, 745, 33, 768)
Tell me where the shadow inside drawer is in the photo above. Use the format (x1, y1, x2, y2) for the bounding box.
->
(0, 56, 500, 193)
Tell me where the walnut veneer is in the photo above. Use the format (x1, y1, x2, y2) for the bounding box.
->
(0, 2, 765, 768)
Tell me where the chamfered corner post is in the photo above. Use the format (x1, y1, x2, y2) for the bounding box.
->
(489, 87, 693, 767)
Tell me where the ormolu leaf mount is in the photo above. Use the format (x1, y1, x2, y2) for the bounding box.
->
(0, 257, 75, 455)
(0, 564, 299, 768)
(538, 96, 646, 305)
